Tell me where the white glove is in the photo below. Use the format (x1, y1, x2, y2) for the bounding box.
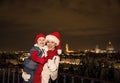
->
(48, 59, 57, 71)
(22, 72, 31, 81)
(49, 63, 57, 71)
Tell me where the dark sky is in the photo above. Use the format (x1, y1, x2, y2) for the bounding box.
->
(0, 0, 120, 51)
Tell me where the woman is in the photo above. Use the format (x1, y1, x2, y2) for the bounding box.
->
(41, 32, 62, 83)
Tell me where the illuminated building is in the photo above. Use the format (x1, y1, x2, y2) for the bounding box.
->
(65, 43, 74, 55)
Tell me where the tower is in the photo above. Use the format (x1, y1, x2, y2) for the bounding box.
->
(66, 43, 69, 53)
(65, 43, 74, 55)
(95, 45, 100, 53)
(106, 41, 114, 53)
(106, 41, 114, 51)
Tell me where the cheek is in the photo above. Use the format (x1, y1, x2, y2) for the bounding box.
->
(47, 44, 51, 48)
(53, 43, 57, 47)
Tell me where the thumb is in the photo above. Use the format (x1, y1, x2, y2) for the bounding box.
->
(53, 56, 56, 61)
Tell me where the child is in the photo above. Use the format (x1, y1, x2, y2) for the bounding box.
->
(22, 33, 47, 83)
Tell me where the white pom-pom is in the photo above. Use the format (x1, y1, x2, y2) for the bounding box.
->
(57, 49, 62, 55)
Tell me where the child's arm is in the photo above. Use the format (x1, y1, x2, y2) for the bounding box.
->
(31, 51, 46, 64)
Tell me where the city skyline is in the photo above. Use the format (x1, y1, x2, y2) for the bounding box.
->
(0, 0, 120, 51)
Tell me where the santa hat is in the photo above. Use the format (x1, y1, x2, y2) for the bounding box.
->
(46, 32, 62, 55)
(35, 33, 46, 43)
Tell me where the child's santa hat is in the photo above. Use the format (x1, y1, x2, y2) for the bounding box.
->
(35, 33, 46, 43)
(46, 32, 62, 55)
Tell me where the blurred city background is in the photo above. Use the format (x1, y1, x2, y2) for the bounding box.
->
(0, 0, 120, 83)
(0, 41, 120, 83)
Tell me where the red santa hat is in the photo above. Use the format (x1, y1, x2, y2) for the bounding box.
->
(35, 33, 46, 43)
(46, 32, 62, 55)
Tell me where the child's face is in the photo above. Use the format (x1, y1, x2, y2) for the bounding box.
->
(37, 37, 45, 47)
(46, 40, 56, 50)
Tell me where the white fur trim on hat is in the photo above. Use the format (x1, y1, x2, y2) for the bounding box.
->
(46, 35, 59, 46)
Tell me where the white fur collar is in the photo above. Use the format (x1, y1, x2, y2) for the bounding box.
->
(34, 44, 48, 51)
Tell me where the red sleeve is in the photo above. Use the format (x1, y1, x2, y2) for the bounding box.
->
(31, 51, 45, 64)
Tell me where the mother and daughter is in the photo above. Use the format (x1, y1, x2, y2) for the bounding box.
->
(22, 32, 62, 83)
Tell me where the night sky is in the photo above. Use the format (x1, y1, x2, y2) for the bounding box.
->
(0, 0, 120, 51)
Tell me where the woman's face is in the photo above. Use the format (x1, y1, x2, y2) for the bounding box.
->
(46, 40, 57, 50)
(37, 37, 45, 47)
